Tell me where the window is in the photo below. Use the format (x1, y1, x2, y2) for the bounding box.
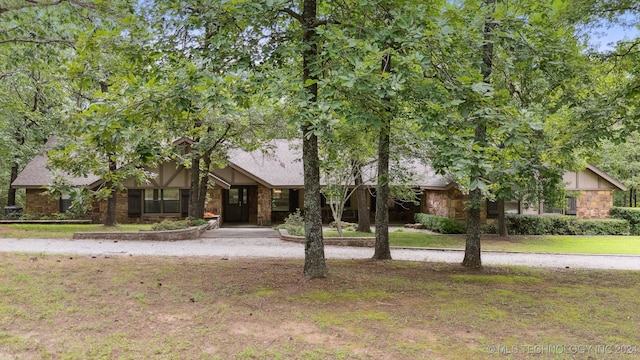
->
(566, 196, 577, 216)
(128, 189, 142, 217)
(487, 200, 520, 218)
(229, 188, 240, 205)
(59, 193, 71, 213)
(144, 189, 181, 214)
(272, 189, 290, 211)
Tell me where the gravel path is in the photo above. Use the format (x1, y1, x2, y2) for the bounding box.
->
(0, 232, 639, 270)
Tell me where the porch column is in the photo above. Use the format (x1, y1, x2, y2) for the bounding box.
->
(257, 185, 272, 226)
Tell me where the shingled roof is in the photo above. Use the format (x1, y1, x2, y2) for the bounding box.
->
(11, 138, 101, 188)
(221, 139, 452, 189)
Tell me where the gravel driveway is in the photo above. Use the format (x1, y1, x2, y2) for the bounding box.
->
(0, 227, 638, 270)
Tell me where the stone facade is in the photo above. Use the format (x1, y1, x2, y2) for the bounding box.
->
(24, 189, 58, 216)
(257, 184, 272, 226)
(422, 188, 492, 223)
(99, 190, 131, 224)
(576, 190, 613, 219)
(207, 187, 223, 226)
(423, 188, 468, 221)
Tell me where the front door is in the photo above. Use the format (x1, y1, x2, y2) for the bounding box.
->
(225, 186, 250, 222)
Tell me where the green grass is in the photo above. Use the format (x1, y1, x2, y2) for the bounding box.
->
(325, 230, 640, 255)
(1, 255, 640, 359)
(483, 235, 640, 255)
(0, 224, 153, 238)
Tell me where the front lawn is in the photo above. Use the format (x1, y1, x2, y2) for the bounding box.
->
(0, 224, 153, 239)
(1, 254, 639, 359)
(324, 230, 640, 255)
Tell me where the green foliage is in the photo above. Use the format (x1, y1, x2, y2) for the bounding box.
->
(414, 213, 466, 234)
(506, 215, 629, 235)
(278, 209, 304, 236)
(150, 218, 206, 231)
(610, 207, 640, 235)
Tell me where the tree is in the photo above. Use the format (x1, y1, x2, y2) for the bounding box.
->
(319, 129, 375, 236)
(48, 1, 169, 226)
(141, 1, 274, 220)
(0, 0, 96, 208)
(315, 0, 441, 259)
(422, 0, 596, 265)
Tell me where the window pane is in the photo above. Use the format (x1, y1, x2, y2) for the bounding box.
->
(163, 200, 180, 213)
(229, 188, 239, 205)
(272, 189, 290, 211)
(145, 189, 161, 213)
(505, 200, 519, 214)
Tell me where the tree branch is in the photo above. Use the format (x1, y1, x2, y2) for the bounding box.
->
(279, 8, 303, 23)
(0, 38, 74, 46)
(0, 0, 96, 15)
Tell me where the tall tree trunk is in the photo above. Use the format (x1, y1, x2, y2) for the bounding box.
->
(8, 132, 25, 206)
(8, 121, 22, 208)
(104, 159, 117, 226)
(463, 0, 495, 267)
(301, 0, 327, 279)
(189, 154, 201, 218)
(497, 199, 507, 237)
(195, 148, 213, 219)
(463, 188, 482, 267)
(7, 160, 19, 207)
(354, 166, 371, 233)
(373, 47, 392, 260)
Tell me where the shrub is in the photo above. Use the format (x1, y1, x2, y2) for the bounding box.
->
(506, 214, 629, 235)
(610, 207, 640, 235)
(151, 218, 206, 231)
(278, 209, 304, 236)
(573, 219, 629, 235)
(414, 213, 466, 234)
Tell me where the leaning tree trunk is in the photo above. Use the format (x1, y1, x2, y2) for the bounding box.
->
(301, 0, 327, 279)
(354, 167, 371, 233)
(104, 159, 117, 227)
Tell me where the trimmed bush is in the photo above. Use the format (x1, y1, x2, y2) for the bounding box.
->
(414, 213, 466, 234)
(610, 207, 640, 235)
(151, 218, 207, 231)
(573, 219, 630, 235)
(506, 214, 629, 235)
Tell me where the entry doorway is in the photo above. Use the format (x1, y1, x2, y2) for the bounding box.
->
(224, 186, 251, 223)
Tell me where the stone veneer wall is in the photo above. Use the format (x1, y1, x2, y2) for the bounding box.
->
(95, 190, 133, 224)
(576, 190, 613, 219)
(24, 189, 58, 216)
(207, 187, 223, 226)
(422, 188, 489, 223)
(257, 184, 272, 226)
(423, 188, 468, 221)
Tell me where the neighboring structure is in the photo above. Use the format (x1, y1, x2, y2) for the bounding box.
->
(11, 139, 627, 225)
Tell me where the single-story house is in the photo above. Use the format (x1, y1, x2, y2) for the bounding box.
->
(11, 138, 627, 225)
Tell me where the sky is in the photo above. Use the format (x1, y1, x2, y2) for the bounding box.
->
(587, 14, 639, 51)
